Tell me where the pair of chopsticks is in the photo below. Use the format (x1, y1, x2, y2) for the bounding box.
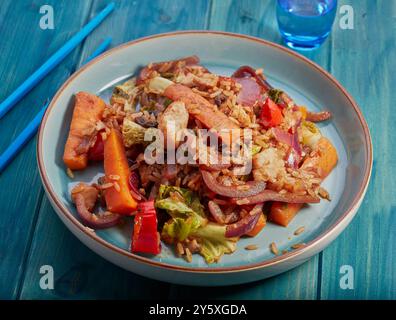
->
(0, 3, 115, 173)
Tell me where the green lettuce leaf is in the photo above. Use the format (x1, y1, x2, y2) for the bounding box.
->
(156, 197, 195, 217)
(156, 185, 238, 263)
(191, 223, 238, 264)
(156, 185, 207, 242)
(162, 217, 201, 242)
(157, 185, 205, 218)
(158, 185, 191, 201)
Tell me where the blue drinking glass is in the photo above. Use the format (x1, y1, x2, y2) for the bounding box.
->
(276, 0, 337, 50)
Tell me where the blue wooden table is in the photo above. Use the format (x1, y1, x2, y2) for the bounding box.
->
(0, 0, 394, 300)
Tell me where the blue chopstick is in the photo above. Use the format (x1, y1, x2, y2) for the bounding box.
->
(0, 2, 115, 120)
(0, 101, 50, 173)
(84, 37, 112, 64)
(0, 38, 112, 173)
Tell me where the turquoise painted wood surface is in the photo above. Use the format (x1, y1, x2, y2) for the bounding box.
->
(0, 0, 93, 299)
(0, 0, 394, 299)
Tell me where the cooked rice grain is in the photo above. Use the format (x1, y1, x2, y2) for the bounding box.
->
(100, 182, 114, 189)
(66, 168, 74, 179)
(113, 182, 121, 192)
(294, 226, 305, 236)
(291, 243, 306, 249)
(245, 245, 258, 251)
(270, 242, 279, 255)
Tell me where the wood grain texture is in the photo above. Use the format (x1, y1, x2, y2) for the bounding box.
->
(77, 0, 213, 61)
(319, 0, 396, 299)
(0, 0, 393, 300)
(17, 0, 212, 300)
(19, 197, 170, 299)
(168, 259, 319, 300)
(0, 0, 92, 299)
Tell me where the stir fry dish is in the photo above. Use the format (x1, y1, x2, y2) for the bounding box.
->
(63, 56, 338, 264)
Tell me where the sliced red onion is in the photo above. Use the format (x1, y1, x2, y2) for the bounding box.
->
(74, 194, 121, 229)
(208, 201, 226, 224)
(272, 127, 302, 167)
(272, 127, 293, 147)
(231, 190, 320, 205)
(201, 170, 266, 198)
(232, 66, 271, 91)
(306, 111, 332, 122)
(225, 205, 262, 238)
(129, 171, 144, 201)
(208, 201, 240, 224)
(224, 211, 240, 224)
(211, 198, 228, 206)
(272, 127, 302, 156)
(234, 77, 263, 106)
(232, 66, 298, 108)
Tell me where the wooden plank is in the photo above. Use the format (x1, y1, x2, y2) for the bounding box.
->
(169, 259, 319, 300)
(77, 0, 213, 61)
(18, 0, 212, 299)
(0, 0, 92, 299)
(320, 0, 396, 299)
(169, 0, 334, 300)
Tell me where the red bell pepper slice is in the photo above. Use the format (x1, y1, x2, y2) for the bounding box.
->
(259, 98, 284, 128)
(131, 200, 161, 255)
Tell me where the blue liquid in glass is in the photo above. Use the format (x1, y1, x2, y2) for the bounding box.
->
(277, 0, 337, 50)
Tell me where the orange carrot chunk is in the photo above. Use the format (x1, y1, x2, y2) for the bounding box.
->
(301, 137, 338, 179)
(104, 128, 138, 215)
(269, 202, 304, 227)
(270, 137, 338, 227)
(63, 92, 105, 170)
